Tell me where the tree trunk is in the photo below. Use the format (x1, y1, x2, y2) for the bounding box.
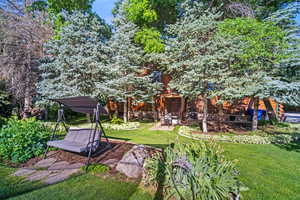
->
(217, 102, 224, 131)
(123, 98, 128, 123)
(252, 97, 259, 131)
(263, 98, 278, 121)
(152, 99, 158, 122)
(202, 96, 208, 133)
(23, 85, 32, 119)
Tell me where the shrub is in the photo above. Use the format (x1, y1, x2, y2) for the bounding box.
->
(82, 164, 109, 175)
(0, 117, 52, 163)
(144, 142, 241, 200)
(110, 115, 124, 125)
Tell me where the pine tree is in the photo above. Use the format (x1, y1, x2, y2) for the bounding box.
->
(162, 1, 241, 133)
(38, 12, 112, 103)
(267, 2, 300, 81)
(108, 3, 161, 122)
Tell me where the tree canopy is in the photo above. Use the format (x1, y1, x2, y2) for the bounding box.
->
(38, 12, 112, 103)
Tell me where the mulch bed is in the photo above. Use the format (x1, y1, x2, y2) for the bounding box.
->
(18, 141, 134, 168)
(12, 139, 160, 182)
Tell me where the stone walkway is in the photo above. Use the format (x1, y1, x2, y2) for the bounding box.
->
(150, 122, 175, 131)
(12, 158, 84, 185)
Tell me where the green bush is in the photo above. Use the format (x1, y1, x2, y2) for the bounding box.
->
(144, 141, 241, 200)
(0, 117, 52, 163)
(110, 115, 124, 124)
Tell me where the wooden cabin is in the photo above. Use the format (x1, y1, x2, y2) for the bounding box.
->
(107, 73, 284, 124)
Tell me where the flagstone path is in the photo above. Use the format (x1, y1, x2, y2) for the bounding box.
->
(12, 158, 84, 185)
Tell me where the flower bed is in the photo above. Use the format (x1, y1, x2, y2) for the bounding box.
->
(102, 122, 140, 130)
(178, 126, 300, 145)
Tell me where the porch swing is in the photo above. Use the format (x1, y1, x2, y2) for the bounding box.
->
(43, 96, 111, 166)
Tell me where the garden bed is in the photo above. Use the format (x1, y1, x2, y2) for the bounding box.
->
(178, 126, 300, 145)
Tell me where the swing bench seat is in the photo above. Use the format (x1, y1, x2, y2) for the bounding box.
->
(47, 128, 101, 153)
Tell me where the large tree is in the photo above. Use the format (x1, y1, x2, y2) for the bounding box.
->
(0, 0, 52, 118)
(217, 18, 290, 130)
(201, 0, 297, 19)
(108, 4, 161, 122)
(267, 2, 300, 81)
(38, 12, 112, 102)
(162, 1, 241, 133)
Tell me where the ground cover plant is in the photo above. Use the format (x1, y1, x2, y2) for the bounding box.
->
(178, 125, 300, 145)
(0, 117, 52, 163)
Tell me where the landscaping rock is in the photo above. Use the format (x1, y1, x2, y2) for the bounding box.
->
(34, 158, 57, 169)
(66, 163, 85, 169)
(116, 145, 149, 178)
(44, 167, 82, 185)
(27, 170, 51, 181)
(13, 168, 36, 177)
(48, 161, 70, 170)
(101, 159, 119, 168)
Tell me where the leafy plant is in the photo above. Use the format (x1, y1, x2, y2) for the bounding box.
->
(0, 117, 52, 163)
(144, 141, 241, 200)
(110, 115, 124, 125)
(134, 28, 165, 53)
(82, 164, 109, 175)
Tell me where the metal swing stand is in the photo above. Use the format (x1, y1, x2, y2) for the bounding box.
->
(86, 104, 112, 167)
(43, 99, 111, 170)
(43, 105, 68, 159)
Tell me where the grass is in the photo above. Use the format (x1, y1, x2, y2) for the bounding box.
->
(1, 121, 300, 199)
(0, 165, 152, 200)
(223, 143, 300, 200)
(0, 165, 42, 199)
(9, 174, 152, 200)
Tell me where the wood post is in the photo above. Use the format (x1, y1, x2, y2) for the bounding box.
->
(123, 98, 128, 123)
(202, 96, 208, 133)
(252, 97, 259, 131)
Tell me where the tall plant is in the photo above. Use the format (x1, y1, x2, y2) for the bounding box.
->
(162, 1, 241, 133)
(144, 141, 241, 200)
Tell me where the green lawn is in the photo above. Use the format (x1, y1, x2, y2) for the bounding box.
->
(1, 122, 300, 200)
(0, 166, 152, 200)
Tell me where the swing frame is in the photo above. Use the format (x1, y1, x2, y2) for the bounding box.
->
(43, 97, 111, 167)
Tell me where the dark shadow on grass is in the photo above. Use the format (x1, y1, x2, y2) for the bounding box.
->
(153, 156, 165, 200)
(273, 141, 300, 152)
(272, 134, 300, 153)
(0, 172, 83, 200)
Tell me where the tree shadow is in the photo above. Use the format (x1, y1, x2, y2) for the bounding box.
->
(273, 141, 300, 152)
(272, 134, 300, 153)
(153, 160, 166, 200)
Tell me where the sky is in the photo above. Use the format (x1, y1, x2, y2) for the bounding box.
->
(93, 0, 300, 25)
(92, 0, 118, 24)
